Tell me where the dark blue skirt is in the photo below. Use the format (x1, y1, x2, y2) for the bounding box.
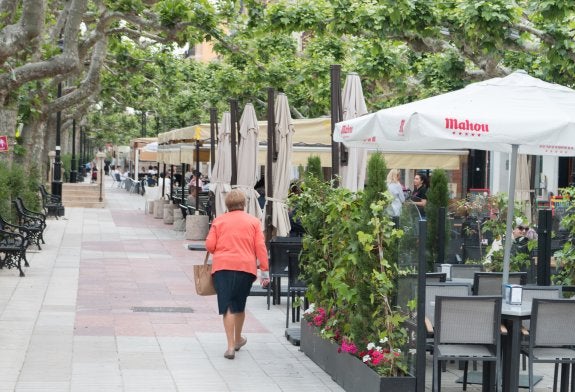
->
(213, 270, 256, 315)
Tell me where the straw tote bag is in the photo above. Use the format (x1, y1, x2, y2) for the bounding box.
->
(193, 252, 216, 296)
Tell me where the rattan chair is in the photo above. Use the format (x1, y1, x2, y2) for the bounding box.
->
(522, 298, 575, 392)
(472, 272, 527, 295)
(432, 295, 502, 392)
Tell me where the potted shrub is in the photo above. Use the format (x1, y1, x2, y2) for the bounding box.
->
(552, 189, 575, 286)
(292, 154, 415, 391)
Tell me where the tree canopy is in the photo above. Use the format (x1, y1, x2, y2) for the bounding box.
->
(1, 0, 574, 168)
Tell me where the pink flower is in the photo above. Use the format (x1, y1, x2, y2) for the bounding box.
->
(371, 350, 384, 365)
(341, 339, 358, 354)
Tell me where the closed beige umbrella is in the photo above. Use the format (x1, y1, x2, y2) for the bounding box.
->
(340, 73, 368, 191)
(515, 154, 531, 219)
(236, 103, 263, 219)
(211, 112, 232, 216)
(271, 93, 294, 236)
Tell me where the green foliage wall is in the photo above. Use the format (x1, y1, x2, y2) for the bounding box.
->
(363, 153, 388, 214)
(293, 175, 406, 375)
(425, 169, 449, 268)
(0, 162, 41, 221)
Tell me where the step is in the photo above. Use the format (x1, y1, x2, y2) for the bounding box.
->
(59, 183, 106, 208)
(63, 201, 105, 208)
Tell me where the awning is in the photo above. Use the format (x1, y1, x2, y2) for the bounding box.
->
(139, 150, 157, 162)
(257, 147, 466, 170)
(158, 117, 467, 170)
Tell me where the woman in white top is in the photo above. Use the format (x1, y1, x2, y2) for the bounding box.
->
(386, 169, 405, 217)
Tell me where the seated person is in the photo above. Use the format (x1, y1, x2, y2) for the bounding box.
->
(188, 170, 204, 190)
(512, 218, 530, 255)
(187, 185, 201, 209)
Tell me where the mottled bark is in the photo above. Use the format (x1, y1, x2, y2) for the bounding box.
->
(0, 108, 17, 166)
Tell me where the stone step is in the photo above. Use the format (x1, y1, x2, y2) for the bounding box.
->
(60, 183, 106, 208)
(63, 201, 105, 208)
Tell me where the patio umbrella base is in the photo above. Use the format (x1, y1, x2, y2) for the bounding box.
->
(285, 327, 300, 346)
(185, 214, 209, 240)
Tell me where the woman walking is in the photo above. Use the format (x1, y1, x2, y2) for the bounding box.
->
(205, 189, 270, 359)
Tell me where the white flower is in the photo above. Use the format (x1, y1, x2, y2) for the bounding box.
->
(375, 346, 382, 352)
(303, 303, 315, 315)
(320, 329, 326, 335)
(362, 355, 371, 363)
(367, 342, 375, 350)
(380, 337, 388, 344)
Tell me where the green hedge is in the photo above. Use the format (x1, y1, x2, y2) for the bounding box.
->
(0, 162, 41, 222)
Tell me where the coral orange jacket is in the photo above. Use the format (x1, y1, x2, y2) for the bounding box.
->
(205, 210, 269, 278)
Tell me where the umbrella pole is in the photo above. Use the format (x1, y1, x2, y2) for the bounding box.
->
(162, 163, 166, 198)
(502, 144, 519, 286)
(181, 163, 186, 205)
(210, 108, 217, 175)
(266, 87, 275, 243)
(330, 64, 341, 183)
(195, 140, 200, 209)
(230, 99, 238, 186)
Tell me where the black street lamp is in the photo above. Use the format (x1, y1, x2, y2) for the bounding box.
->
(51, 82, 63, 197)
(69, 119, 77, 183)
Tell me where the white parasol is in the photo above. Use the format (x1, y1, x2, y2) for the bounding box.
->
(211, 112, 232, 216)
(334, 70, 575, 284)
(271, 93, 294, 237)
(236, 103, 263, 219)
(340, 72, 368, 191)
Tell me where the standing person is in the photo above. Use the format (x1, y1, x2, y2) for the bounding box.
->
(157, 173, 171, 199)
(386, 169, 405, 217)
(205, 189, 270, 360)
(410, 173, 428, 217)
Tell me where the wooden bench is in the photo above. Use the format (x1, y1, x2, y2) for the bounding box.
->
(0, 228, 28, 276)
(13, 197, 46, 249)
(38, 185, 64, 218)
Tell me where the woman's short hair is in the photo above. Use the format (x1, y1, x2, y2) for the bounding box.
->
(225, 189, 246, 211)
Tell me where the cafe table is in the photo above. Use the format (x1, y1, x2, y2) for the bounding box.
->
(500, 303, 531, 392)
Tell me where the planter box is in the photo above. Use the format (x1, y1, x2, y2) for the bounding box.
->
(301, 321, 416, 392)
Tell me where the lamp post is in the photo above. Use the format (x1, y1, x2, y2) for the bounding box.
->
(51, 82, 63, 197)
(69, 119, 77, 183)
(97, 151, 106, 202)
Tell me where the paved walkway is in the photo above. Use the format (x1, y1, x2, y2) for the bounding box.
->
(0, 176, 556, 391)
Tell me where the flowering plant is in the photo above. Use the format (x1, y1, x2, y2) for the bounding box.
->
(294, 156, 410, 378)
(303, 301, 407, 376)
(359, 338, 402, 368)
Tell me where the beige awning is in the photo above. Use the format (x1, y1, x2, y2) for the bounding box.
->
(159, 117, 467, 170)
(257, 147, 466, 170)
(139, 150, 157, 162)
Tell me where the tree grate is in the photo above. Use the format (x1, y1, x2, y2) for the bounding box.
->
(131, 306, 194, 313)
